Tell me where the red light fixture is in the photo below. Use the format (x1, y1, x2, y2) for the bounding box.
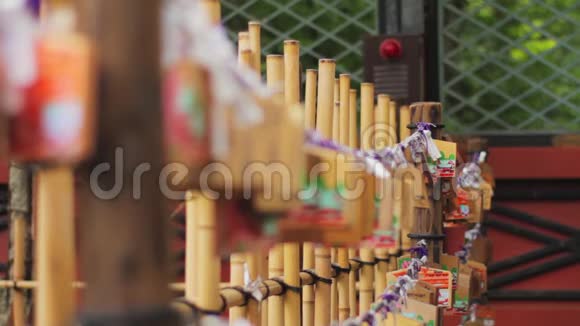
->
(379, 38, 402, 59)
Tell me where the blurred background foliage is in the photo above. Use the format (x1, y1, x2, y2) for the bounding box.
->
(222, 0, 579, 134)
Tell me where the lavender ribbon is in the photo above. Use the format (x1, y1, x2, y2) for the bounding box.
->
(455, 224, 482, 264)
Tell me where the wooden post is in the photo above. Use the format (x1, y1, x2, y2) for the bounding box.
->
(248, 21, 261, 74)
(35, 167, 76, 326)
(283, 243, 300, 326)
(230, 253, 246, 324)
(302, 242, 315, 326)
(316, 59, 335, 138)
(314, 247, 331, 326)
(9, 164, 31, 326)
(185, 191, 198, 302)
(266, 55, 284, 102)
(359, 248, 375, 313)
(283, 40, 300, 106)
(337, 248, 350, 322)
(268, 245, 284, 326)
(348, 248, 357, 317)
(360, 83, 374, 150)
(304, 69, 318, 130)
(76, 0, 177, 323)
(349, 89, 358, 148)
(200, 0, 221, 25)
(339, 74, 351, 145)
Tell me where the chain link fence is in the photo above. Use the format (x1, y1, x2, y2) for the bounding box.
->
(222, 0, 579, 134)
(440, 0, 580, 134)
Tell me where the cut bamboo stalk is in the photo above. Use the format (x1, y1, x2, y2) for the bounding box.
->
(9, 164, 31, 326)
(330, 248, 338, 322)
(200, 0, 221, 25)
(388, 101, 397, 145)
(337, 248, 350, 322)
(316, 59, 336, 138)
(360, 83, 374, 150)
(359, 248, 375, 313)
(283, 243, 300, 326)
(246, 252, 260, 325)
(197, 197, 221, 314)
(349, 89, 358, 148)
(302, 242, 315, 326)
(258, 249, 268, 326)
(304, 69, 318, 130)
(374, 248, 389, 298)
(348, 248, 357, 317)
(399, 105, 411, 140)
(185, 191, 198, 302)
(268, 244, 284, 326)
(339, 74, 351, 145)
(375, 94, 390, 150)
(248, 21, 261, 74)
(239, 49, 252, 67)
(238, 31, 250, 57)
(266, 55, 284, 102)
(229, 253, 246, 324)
(35, 167, 75, 326)
(378, 176, 394, 231)
(283, 40, 300, 106)
(332, 78, 340, 142)
(314, 247, 331, 326)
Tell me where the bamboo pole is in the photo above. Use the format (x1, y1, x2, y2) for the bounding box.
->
(197, 196, 221, 314)
(375, 94, 390, 150)
(339, 74, 351, 145)
(304, 69, 318, 130)
(349, 89, 358, 148)
(399, 105, 411, 140)
(238, 32, 250, 60)
(266, 55, 284, 102)
(229, 253, 246, 324)
(359, 248, 375, 313)
(337, 248, 350, 322)
(374, 248, 389, 298)
(268, 244, 284, 326)
(185, 191, 198, 302)
(332, 78, 340, 142)
(9, 164, 31, 326)
(283, 243, 300, 326)
(303, 242, 315, 326)
(314, 247, 331, 326)
(388, 101, 397, 145)
(316, 59, 335, 138)
(239, 49, 252, 67)
(248, 21, 261, 74)
(348, 248, 357, 317)
(246, 252, 260, 325)
(360, 83, 374, 150)
(330, 248, 338, 322)
(200, 0, 221, 25)
(283, 40, 300, 106)
(35, 167, 76, 326)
